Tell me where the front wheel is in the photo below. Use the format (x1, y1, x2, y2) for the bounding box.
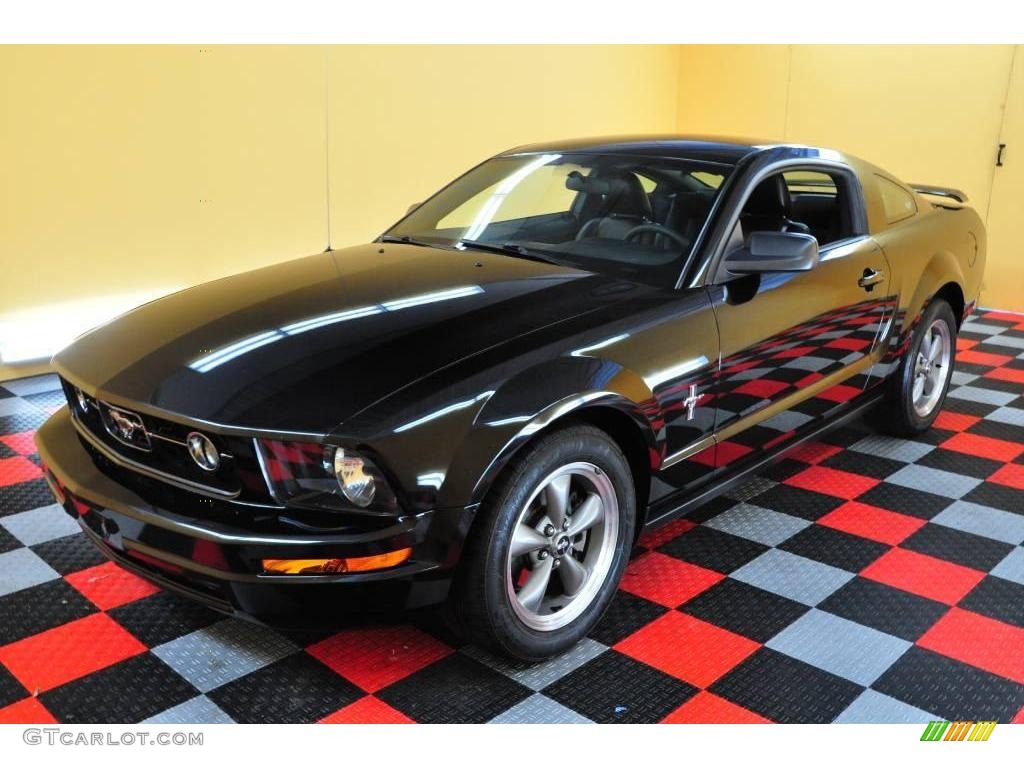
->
(450, 424, 636, 661)
(877, 298, 957, 437)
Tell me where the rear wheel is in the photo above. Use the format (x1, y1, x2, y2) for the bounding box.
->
(451, 424, 635, 661)
(877, 299, 957, 437)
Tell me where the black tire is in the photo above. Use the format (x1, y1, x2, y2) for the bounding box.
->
(876, 299, 958, 437)
(449, 423, 636, 661)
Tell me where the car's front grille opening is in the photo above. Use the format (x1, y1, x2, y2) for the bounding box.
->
(60, 377, 272, 504)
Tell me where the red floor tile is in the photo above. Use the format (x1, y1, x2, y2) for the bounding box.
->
(733, 379, 790, 399)
(815, 384, 862, 403)
(0, 430, 37, 456)
(619, 551, 724, 607)
(818, 501, 926, 546)
(957, 349, 1013, 367)
(65, 561, 161, 610)
(307, 624, 452, 693)
(0, 613, 146, 693)
(636, 518, 696, 549)
(0, 697, 58, 724)
(825, 337, 871, 352)
(1014, 705, 1024, 725)
(787, 441, 843, 465)
(956, 337, 978, 351)
(918, 608, 1024, 684)
(0, 455, 43, 486)
(932, 410, 981, 433)
(861, 548, 985, 605)
(982, 310, 1024, 323)
(772, 345, 816, 359)
(661, 690, 771, 724)
(988, 463, 1024, 491)
(785, 465, 879, 500)
(985, 367, 1024, 385)
(941, 432, 1024, 463)
(615, 611, 760, 688)
(319, 695, 415, 724)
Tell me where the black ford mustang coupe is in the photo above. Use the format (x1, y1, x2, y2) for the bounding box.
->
(36, 136, 985, 660)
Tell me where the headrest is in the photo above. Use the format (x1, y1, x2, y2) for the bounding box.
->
(565, 170, 630, 197)
(745, 176, 791, 216)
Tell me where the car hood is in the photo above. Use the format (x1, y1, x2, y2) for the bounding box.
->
(55, 243, 628, 434)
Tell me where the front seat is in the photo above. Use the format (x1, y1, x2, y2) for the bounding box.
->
(740, 176, 811, 238)
(568, 171, 654, 240)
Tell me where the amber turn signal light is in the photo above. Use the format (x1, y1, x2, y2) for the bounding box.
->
(262, 547, 412, 575)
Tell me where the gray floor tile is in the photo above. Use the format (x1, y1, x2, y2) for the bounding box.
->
(960, 321, 1007, 336)
(988, 406, 1024, 427)
(947, 385, 1018, 407)
(462, 638, 607, 691)
(932, 500, 1024, 546)
(766, 609, 911, 686)
(705, 503, 811, 546)
(489, 693, 594, 724)
(991, 547, 1024, 586)
(142, 695, 236, 724)
(835, 689, 936, 724)
(0, 547, 60, 596)
(152, 619, 298, 693)
(849, 435, 934, 464)
(1, 504, 80, 546)
(731, 549, 854, 606)
(1, 375, 61, 396)
(885, 464, 982, 499)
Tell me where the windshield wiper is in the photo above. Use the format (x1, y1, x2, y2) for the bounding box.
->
(379, 234, 441, 248)
(457, 239, 557, 265)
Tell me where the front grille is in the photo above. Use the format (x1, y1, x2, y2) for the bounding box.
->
(61, 378, 271, 503)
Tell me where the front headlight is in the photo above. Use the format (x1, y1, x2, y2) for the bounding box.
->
(258, 439, 398, 513)
(333, 448, 377, 507)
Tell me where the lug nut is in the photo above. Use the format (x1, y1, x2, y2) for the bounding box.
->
(538, 550, 548, 560)
(562, 519, 570, 531)
(553, 558, 561, 568)
(543, 524, 555, 537)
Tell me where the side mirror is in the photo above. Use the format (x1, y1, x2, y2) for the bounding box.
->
(406, 202, 422, 215)
(724, 231, 819, 275)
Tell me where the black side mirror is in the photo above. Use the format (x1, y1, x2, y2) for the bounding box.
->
(724, 231, 819, 275)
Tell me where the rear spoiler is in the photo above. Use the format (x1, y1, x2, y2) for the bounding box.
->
(909, 184, 968, 203)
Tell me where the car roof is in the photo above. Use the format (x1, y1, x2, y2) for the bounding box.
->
(498, 135, 829, 166)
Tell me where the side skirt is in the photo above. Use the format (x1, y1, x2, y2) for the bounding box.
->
(642, 391, 884, 532)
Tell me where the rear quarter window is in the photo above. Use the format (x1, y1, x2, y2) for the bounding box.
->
(876, 175, 917, 224)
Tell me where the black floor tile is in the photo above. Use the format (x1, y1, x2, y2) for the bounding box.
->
(916, 448, 1004, 480)
(108, 591, 223, 647)
(0, 526, 20, 554)
(822, 450, 905, 480)
(750, 483, 844, 521)
(40, 653, 197, 724)
(679, 577, 809, 643)
(780, 524, 888, 573)
(959, 576, 1024, 629)
(761, 457, 807, 482)
(0, 663, 28, 709)
(377, 653, 531, 724)
(209, 653, 363, 723)
(963, 481, 1024, 516)
(657, 526, 768, 574)
(0, 579, 98, 646)
(873, 646, 1024, 722)
(709, 648, 864, 723)
(854, 482, 953, 520)
(588, 591, 668, 646)
(818, 577, 949, 641)
(0, 478, 54, 516)
(901, 523, 1013, 572)
(543, 651, 697, 723)
(30, 532, 106, 575)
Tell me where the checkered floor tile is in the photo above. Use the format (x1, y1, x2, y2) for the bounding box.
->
(2, 309, 1024, 724)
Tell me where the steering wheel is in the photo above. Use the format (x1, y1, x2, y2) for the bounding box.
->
(624, 223, 689, 250)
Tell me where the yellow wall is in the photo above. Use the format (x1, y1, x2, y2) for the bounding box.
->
(0, 44, 680, 377)
(3, 44, 1023, 379)
(677, 44, 1022, 311)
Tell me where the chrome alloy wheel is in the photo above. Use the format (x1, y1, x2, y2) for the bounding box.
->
(504, 462, 619, 632)
(912, 318, 953, 418)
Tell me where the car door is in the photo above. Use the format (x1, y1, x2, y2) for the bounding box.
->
(706, 167, 891, 471)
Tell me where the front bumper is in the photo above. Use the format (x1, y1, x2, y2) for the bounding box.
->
(35, 407, 473, 624)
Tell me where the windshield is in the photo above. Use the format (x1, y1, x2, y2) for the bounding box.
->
(386, 152, 732, 284)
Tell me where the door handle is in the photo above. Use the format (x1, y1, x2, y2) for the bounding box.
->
(858, 268, 884, 291)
